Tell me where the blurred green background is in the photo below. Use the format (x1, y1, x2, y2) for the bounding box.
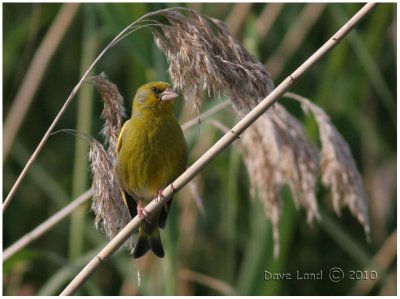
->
(3, 3, 396, 295)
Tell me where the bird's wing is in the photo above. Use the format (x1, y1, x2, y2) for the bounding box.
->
(121, 190, 138, 219)
(116, 121, 128, 154)
(116, 121, 138, 219)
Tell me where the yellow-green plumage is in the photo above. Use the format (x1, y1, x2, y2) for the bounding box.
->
(115, 82, 188, 258)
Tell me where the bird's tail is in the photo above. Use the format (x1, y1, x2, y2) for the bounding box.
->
(132, 227, 165, 259)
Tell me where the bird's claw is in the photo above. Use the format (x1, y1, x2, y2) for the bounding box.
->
(156, 189, 168, 213)
(137, 201, 151, 223)
(156, 189, 164, 202)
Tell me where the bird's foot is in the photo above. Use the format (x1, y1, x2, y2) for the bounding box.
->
(137, 200, 151, 223)
(156, 189, 164, 202)
(156, 189, 168, 213)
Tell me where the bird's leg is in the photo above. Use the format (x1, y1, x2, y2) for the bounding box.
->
(156, 189, 168, 213)
(137, 199, 151, 223)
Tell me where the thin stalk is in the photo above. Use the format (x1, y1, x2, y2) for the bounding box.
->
(60, 4, 378, 295)
(3, 190, 92, 262)
(181, 100, 231, 130)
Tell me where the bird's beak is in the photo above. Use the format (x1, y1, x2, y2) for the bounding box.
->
(160, 87, 179, 101)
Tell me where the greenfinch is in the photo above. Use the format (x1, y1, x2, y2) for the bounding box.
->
(115, 82, 188, 258)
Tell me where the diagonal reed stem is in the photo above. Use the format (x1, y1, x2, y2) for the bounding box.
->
(60, 3, 377, 295)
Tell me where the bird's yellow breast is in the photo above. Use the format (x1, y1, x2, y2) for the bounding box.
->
(116, 113, 187, 200)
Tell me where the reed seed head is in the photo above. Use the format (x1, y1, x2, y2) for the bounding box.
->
(87, 8, 370, 256)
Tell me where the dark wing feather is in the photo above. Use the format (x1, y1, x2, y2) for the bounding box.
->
(122, 191, 138, 219)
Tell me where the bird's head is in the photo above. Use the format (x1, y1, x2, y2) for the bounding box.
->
(132, 82, 179, 116)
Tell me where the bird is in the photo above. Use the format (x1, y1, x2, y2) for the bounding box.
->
(115, 82, 188, 258)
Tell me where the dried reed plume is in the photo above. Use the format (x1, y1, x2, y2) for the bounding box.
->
(240, 94, 370, 256)
(286, 92, 370, 238)
(87, 8, 370, 257)
(87, 74, 133, 249)
(147, 8, 369, 253)
(151, 8, 274, 115)
(86, 72, 126, 155)
(241, 105, 320, 257)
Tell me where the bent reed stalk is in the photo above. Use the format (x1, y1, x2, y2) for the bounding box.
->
(2, 11, 168, 212)
(2, 99, 229, 262)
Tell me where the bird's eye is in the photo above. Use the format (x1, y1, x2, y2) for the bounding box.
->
(151, 86, 160, 94)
